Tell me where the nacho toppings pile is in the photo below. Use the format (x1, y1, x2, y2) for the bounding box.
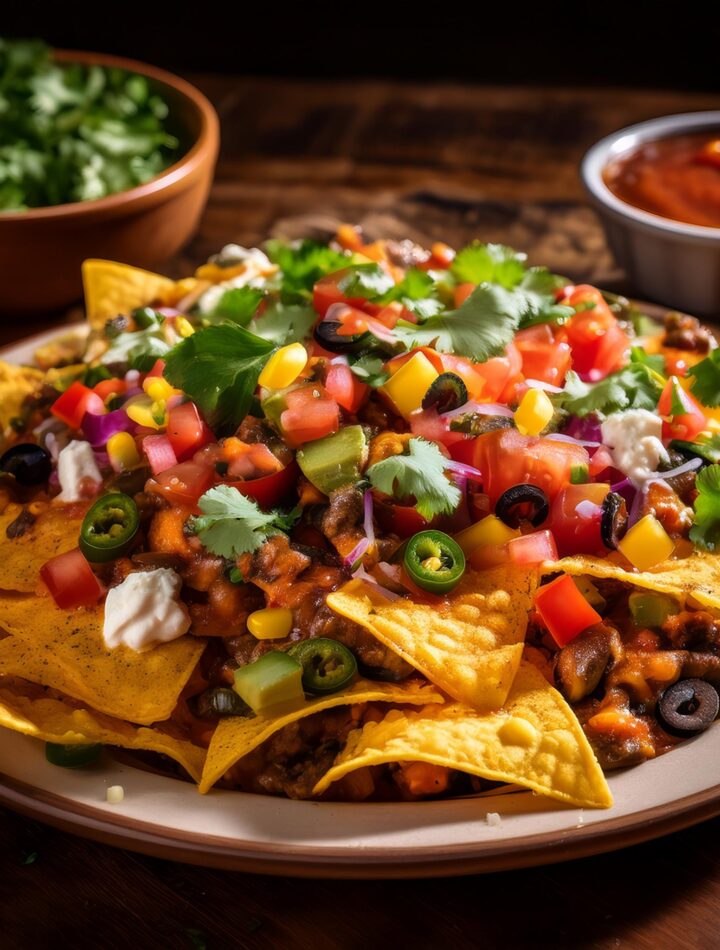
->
(4, 227, 720, 808)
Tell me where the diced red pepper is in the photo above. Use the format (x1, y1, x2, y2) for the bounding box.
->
(40, 548, 103, 609)
(225, 461, 300, 509)
(534, 573, 602, 647)
(51, 381, 105, 430)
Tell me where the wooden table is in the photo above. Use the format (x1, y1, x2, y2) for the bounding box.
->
(3, 78, 720, 949)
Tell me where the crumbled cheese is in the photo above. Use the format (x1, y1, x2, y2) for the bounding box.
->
(103, 568, 190, 652)
(485, 811, 502, 827)
(106, 785, 124, 804)
(600, 409, 669, 486)
(55, 440, 102, 502)
(211, 244, 272, 268)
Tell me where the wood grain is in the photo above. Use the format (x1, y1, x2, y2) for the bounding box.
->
(3, 77, 720, 949)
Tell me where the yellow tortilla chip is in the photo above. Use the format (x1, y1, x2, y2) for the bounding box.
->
(0, 504, 88, 592)
(326, 566, 538, 711)
(545, 551, 720, 610)
(199, 679, 443, 793)
(0, 593, 204, 725)
(82, 259, 176, 330)
(313, 662, 612, 809)
(0, 360, 44, 433)
(0, 684, 205, 782)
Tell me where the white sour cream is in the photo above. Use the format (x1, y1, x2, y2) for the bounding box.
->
(55, 440, 102, 502)
(197, 246, 277, 315)
(600, 409, 669, 486)
(103, 568, 190, 653)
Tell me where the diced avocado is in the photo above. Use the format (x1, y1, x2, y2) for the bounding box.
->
(233, 651, 305, 716)
(260, 387, 294, 429)
(296, 425, 368, 495)
(628, 591, 679, 629)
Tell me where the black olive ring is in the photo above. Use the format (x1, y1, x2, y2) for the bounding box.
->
(600, 491, 629, 550)
(313, 320, 368, 354)
(656, 678, 720, 736)
(495, 484, 549, 528)
(0, 442, 52, 487)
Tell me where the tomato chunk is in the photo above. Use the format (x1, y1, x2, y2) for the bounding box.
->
(562, 285, 629, 380)
(324, 362, 369, 413)
(146, 461, 214, 508)
(514, 324, 572, 387)
(548, 483, 609, 557)
(41, 548, 103, 609)
(535, 574, 602, 647)
(280, 385, 340, 447)
(658, 377, 707, 441)
(167, 401, 214, 461)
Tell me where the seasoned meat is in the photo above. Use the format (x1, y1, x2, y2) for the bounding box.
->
(662, 311, 713, 353)
(302, 602, 412, 676)
(356, 397, 398, 434)
(320, 485, 365, 557)
(642, 481, 693, 538)
(662, 610, 720, 651)
(247, 534, 311, 587)
(188, 578, 264, 638)
(235, 416, 293, 465)
(554, 623, 620, 702)
(385, 239, 431, 269)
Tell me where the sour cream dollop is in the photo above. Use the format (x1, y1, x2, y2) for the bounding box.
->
(600, 409, 669, 486)
(55, 440, 102, 502)
(103, 568, 190, 652)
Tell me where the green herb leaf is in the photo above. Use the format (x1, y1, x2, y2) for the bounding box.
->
(451, 242, 527, 288)
(163, 324, 274, 434)
(688, 350, 720, 407)
(556, 364, 663, 418)
(348, 354, 389, 387)
(670, 434, 720, 465)
(201, 287, 263, 326)
(264, 239, 349, 303)
(378, 268, 443, 320)
(337, 263, 394, 299)
(630, 345, 666, 375)
(100, 325, 170, 369)
(366, 437, 461, 520)
(248, 303, 317, 345)
(690, 464, 720, 550)
(189, 485, 294, 558)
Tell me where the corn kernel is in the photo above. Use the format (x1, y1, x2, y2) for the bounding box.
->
(143, 376, 176, 402)
(380, 352, 439, 419)
(247, 607, 294, 640)
(618, 514, 675, 571)
(107, 432, 141, 472)
(454, 515, 520, 555)
(175, 315, 195, 338)
(514, 388, 554, 436)
(125, 396, 166, 430)
(258, 343, 308, 390)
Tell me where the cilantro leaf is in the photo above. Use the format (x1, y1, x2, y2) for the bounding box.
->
(100, 324, 170, 370)
(451, 242, 527, 288)
(366, 437, 461, 520)
(630, 345, 666, 375)
(348, 354, 389, 387)
(264, 239, 348, 303)
(189, 486, 295, 558)
(201, 287, 263, 326)
(164, 324, 274, 434)
(690, 464, 720, 550)
(337, 263, 394, 299)
(688, 350, 720, 407)
(378, 269, 444, 320)
(248, 303, 317, 345)
(555, 364, 663, 418)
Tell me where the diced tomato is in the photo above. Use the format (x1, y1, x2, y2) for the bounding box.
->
(51, 381, 105, 430)
(471, 342, 523, 403)
(562, 285, 629, 380)
(409, 408, 465, 448)
(514, 324, 572, 387)
(508, 529, 558, 566)
(226, 460, 300, 509)
(92, 378, 127, 402)
(313, 269, 381, 318)
(40, 548, 103, 609)
(280, 385, 340, 447)
(429, 242, 455, 269)
(449, 437, 478, 467)
(548, 483, 610, 557)
(167, 402, 214, 461)
(324, 361, 369, 413)
(534, 573, 602, 647)
(146, 358, 166, 378)
(375, 502, 430, 539)
(146, 461, 214, 508)
(473, 428, 589, 505)
(332, 303, 397, 344)
(658, 376, 707, 441)
(453, 282, 476, 307)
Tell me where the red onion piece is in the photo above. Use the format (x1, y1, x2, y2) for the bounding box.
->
(343, 536, 370, 569)
(143, 434, 178, 475)
(575, 500, 602, 520)
(648, 457, 702, 481)
(444, 459, 483, 482)
(441, 401, 514, 420)
(627, 484, 646, 529)
(81, 408, 135, 447)
(363, 490, 375, 549)
(351, 564, 402, 601)
(546, 433, 601, 448)
(524, 378, 563, 393)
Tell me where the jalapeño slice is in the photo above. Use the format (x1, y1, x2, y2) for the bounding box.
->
(79, 492, 139, 563)
(289, 638, 358, 695)
(403, 529, 466, 594)
(45, 742, 102, 768)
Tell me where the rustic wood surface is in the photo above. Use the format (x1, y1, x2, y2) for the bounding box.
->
(3, 77, 720, 949)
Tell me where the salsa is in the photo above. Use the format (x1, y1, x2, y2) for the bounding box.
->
(603, 131, 720, 228)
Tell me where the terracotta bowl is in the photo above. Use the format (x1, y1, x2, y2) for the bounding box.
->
(0, 50, 220, 315)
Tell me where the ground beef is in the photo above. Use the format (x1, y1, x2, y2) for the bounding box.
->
(662, 311, 713, 353)
(235, 416, 293, 465)
(642, 481, 693, 538)
(662, 610, 720, 651)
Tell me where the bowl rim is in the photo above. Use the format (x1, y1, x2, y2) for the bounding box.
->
(0, 48, 219, 223)
(580, 110, 720, 242)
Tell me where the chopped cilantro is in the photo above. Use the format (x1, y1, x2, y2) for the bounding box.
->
(100, 323, 170, 371)
(348, 353, 389, 387)
(378, 268, 443, 319)
(690, 464, 720, 550)
(554, 364, 663, 419)
(687, 350, 720, 407)
(201, 287, 263, 326)
(248, 302, 317, 345)
(264, 239, 348, 303)
(337, 263, 394, 298)
(451, 242, 528, 288)
(630, 345, 666, 375)
(189, 486, 298, 558)
(163, 323, 274, 434)
(366, 437, 461, 520)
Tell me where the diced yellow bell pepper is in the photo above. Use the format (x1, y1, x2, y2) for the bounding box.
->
(514, 388, 554, 436)
(381, 352, 439, 419)
(107, 432, 141, 472)
(618, 514, 675, 571)
(247, 608, 294, 640)
(258, 343, 308, 390)
(454, 515, 520, 555)
(142, 376, 178, 402)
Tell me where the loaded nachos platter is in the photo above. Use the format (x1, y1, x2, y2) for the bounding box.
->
(3, 225, 720, 869)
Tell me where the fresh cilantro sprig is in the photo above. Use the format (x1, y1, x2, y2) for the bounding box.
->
(348, 354, 389, 388)
(690, 464, 720, 551)
(100, 314, 170, 371)
(164, 323, 274, 434)
(189, 486, 300, 558)
(451, 242, 528, 288)
(687, 350, 720, 407)
(630, 345, 666, 375)
(554, 364, 663, 418)
(337, 263, 394, 299)
(200, 287, 264, 326)
(248, 303, 317, 345)
(264, 239, 349, 304)
(366, 437, 461, 520)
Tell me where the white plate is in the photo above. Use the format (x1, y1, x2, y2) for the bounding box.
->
(2, 325, 720, 878)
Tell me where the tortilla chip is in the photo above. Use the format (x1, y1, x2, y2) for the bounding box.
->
(0, 593, 204, 725)
(545, 551, 720, 610)
(82, 259, 176, 330)
(0, 360, 44, 433)
(0, 684, 205, 782)
(0, 504, 88, 592)
(313, 662, 612, 809)
(326, 566, 538, 711)
(199, 679, 443, 793)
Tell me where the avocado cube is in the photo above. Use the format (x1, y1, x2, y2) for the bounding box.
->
(233, 651, 305, 716)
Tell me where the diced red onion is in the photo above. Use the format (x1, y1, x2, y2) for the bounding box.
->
(93, 449, 110, 471)
(564, 417, 603, 443)
(441, 401, 514, 420)
(343, 536, 370, 569)
(627, 484, 646, 529)
(547, 433, 601, 448)
(444, 459, 484, 482)
(156, 307, 182, 319)
(575, 500, 602, 520)
(351, 563, 402, 601)
(524, 378, 563, 394)
(81, 409, 135, 447)
(363, 490, 375, 549)
(143, 434, 178, 475)
(611, 477, 637, 509)
(124, 369, 141, 386)
(45, 432, 61, 462)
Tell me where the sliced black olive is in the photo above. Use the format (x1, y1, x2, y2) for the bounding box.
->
(656, 678, 719, 736)
(600, 492, 628, 549)
(421, 372, 468, 413)
(105, 465, 151, 496)
(0, 443, 52, 486)
(194, 687, 253, 719)
(495, 484, 549, 528)
(313, 320, 368, 354)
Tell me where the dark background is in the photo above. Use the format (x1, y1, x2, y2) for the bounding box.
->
(2, 3, 719, 90)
